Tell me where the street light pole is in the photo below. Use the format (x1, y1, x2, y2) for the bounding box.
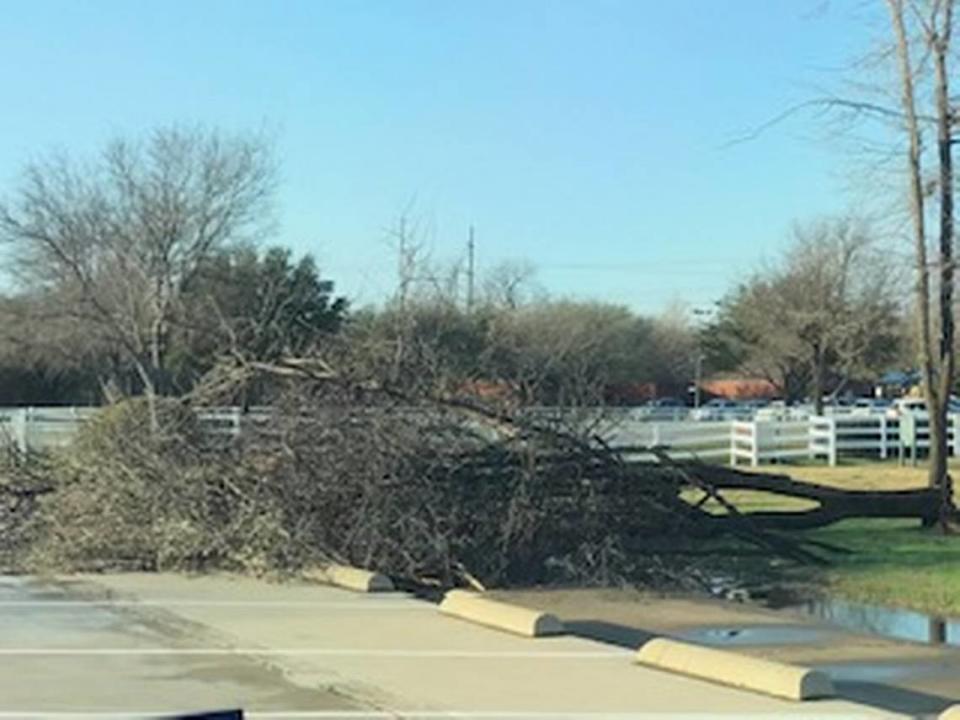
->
(694, 353, 704, 409)
(691, 307, 712, 409)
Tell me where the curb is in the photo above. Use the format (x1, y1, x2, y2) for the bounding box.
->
(303, 564, 395, 593)
(439, 590, 564, 637)
(636, 638, 834, 702)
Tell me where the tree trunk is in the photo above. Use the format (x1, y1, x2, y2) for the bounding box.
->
(149, 314, 167, 398)
(887, 0, 949, 527)
(932, 2, 956, 528)
(926, 400, 949, 526)
(812, 346, 825, 416)
(132, 359, 160, 435)
(680, 464, 944, 530)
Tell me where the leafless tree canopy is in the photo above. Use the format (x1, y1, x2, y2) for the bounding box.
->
(710, 216, 902, 408)
(0, 126, 275, 425)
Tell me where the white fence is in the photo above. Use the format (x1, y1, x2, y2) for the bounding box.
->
(195, 406, 270, 437)
(0, 405, 269, 452)
(730, 420, 812, 466)
(606, 420, 732, 461)
(0, 407, 100, 453)
(607, 412, 960, 467)
(3, 405, 959, 467)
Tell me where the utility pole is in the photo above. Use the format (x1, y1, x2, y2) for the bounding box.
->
(691, 307, 712, 409)
(466, 225, 476, 312)
(694, 353, 704, 409)
(397, 215, 408, 313)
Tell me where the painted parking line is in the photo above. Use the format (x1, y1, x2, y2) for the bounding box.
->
(244, 715, 874, 719)
(0, 714, 773, 719)
(0, 648, 630, 658)
(0, 600, 431, 609)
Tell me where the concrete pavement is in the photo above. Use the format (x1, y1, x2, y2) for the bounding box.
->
(0, 575, 359, 717)
(36, 572, 905, 718)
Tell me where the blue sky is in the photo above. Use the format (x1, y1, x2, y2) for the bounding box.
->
(0, 1, 884, 314)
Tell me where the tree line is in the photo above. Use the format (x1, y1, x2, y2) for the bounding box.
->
(0, 125, 931, 418)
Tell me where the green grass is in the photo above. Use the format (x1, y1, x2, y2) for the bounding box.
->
(694, 461, 960, 616)
(807, 519, 960, 616)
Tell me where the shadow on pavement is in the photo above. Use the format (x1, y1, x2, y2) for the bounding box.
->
(565, 617, 958, 718)
(565, 619, 655, 649)
(834, 681, 954, 717)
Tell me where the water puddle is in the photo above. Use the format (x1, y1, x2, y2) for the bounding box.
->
(780, 596, 960, 647)
(678, 623, 829, 646)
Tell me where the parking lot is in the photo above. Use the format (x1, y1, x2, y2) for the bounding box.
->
(0, 573, 914, 719)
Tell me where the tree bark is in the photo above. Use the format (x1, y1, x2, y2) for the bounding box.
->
(680, 463, 943, 530)
(887, 0, 951, 527)
(812, 345, 826, 416)
(932, 0, 956, 528)
(132, 359, 160, 435)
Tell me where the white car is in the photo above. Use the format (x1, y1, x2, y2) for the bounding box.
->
(691, 398, 742, 421)
(851, 398, 893, 415)
(887, 398, 927, 419)
(886, 395, 960, 418)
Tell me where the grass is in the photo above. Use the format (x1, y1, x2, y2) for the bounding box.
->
(699, 460, 960, 617)
(808, 518, 960, 616)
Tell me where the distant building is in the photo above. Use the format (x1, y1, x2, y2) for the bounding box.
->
(701, 376, 778, 400)
(604, 382, 659, 405)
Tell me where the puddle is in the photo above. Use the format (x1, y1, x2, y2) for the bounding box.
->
(678, 623, 829, 646)
(781, 596, 960, 647)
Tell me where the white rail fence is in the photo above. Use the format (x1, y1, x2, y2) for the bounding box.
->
(606, 420, 732, 462)
(1, 406, 958, 467)
(0, 407, 100, 453)
(602, 413, 960, 466)
(0, 406, 270, 453)
(730, 420, 812, 466)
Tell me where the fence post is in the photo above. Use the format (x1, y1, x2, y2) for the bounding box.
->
(952, 414, 960, 458)
(879, 415, 888, 460)
(729, 423, 737, 467)
(828, 417, 837, 467)
(14, 408, 28, 454)
(232, 406, 243, 437)
(652, 423, 661, 448)
(750, 421, 760, 467)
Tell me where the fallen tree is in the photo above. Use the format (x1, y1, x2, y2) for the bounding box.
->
(684, 463, 944, 530)
(6, 333, 954, 587)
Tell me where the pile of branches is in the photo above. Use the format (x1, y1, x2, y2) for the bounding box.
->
(0, 378, 824, 588)
(5, 332, 873, 588)
(0, 448, 55, 572)
(243, 384, 830, 588)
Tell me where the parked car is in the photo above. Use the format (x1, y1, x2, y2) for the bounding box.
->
(886, 397, 926, 419)
(755, 400, 797, 421)
(636, 396, 688, 420)
(851, 398, 892, 415)
(691, 398, 741, 421)
(886, 395, 960, 418)
(646, 397, 684, 408)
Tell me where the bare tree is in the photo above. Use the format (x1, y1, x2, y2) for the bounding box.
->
(0, 126, 275, 428)
(886, 0, 955, 525)
(480, 259, 540, 310)
(710, 216, 901, 412)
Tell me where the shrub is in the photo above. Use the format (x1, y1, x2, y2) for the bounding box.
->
(27, 398, 292, 573)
